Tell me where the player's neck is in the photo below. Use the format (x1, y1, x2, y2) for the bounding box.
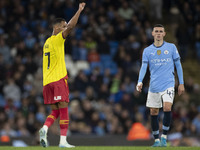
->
(52, 31, 57, 35)
(52, 30, 59, 35)
(154, 40, 164, 47)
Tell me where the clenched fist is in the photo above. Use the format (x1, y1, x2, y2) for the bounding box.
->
(79, 3, 86, 11)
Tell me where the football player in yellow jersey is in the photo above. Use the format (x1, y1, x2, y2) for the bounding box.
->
(39, 2, 86, 148)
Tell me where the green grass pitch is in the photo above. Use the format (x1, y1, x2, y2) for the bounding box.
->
(0, 146, 200, 150)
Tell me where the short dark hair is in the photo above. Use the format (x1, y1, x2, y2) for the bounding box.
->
(52, 18, 65, 27)
(153, 24, 164, 28)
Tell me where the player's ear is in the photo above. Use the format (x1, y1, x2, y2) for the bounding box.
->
(163, 31, 166, 37)
(54, 24, 60, 30)
(152, 31, 154, 36)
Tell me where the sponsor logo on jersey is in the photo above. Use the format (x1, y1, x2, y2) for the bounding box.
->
(54, 96, 61, 100)
(151, 52, 156, 55)
(151, 58, 171, 63)
(157, 50, 161, 55)
(151, 58, 172, 66)
(164, 50, 169, 54)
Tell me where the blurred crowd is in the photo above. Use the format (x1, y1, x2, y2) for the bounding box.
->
(0, 0, 200, 142)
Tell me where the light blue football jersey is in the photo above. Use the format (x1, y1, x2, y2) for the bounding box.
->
(142, 41, 180, 93)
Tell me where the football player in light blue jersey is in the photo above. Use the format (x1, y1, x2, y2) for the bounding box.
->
(136, 24, 185, 147)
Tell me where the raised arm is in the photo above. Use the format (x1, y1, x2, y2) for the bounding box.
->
(62, 3, 86, 38)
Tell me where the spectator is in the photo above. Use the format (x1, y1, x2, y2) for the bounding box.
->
(88, 48, 100, 63)
(118, 1, 134, 20)
(192, 113, 200, 134)
(149, 0, 163, 21)
(97, 35, 110, 54)
(195, 23, 200, 61)
(0, 37, 10, 64)
(3, 78, 21, 103)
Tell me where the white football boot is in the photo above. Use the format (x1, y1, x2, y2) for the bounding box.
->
(39, 128, 48, 147)
(59, 142, 75, 148)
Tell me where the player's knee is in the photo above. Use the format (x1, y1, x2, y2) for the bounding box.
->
(150, 108, 159, 115)
(163, 106, 171, 112)
(58, 101, 68, 108)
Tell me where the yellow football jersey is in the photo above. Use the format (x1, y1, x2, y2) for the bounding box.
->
(43, 32, 67, 86)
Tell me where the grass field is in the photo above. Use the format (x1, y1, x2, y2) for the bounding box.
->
(0, 146, 200, 150)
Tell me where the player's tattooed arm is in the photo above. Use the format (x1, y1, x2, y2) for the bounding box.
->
(62, 3, 86, 38)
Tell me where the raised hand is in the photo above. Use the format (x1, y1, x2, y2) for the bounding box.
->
(79, 2, 86, 11)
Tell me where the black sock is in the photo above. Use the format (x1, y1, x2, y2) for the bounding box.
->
(151, 115, 159, 139)
(162, 111, 171, 135)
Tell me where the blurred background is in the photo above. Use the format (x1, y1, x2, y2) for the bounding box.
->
(0, 0, 200, 147)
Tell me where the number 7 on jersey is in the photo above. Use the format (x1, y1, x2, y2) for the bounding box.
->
(45, 52, 50, 69)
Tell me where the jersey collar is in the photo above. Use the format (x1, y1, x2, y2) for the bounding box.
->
(152, 41, 165, 48)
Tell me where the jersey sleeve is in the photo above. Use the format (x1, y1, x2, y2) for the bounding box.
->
(172, 44, 180, 61)
(52, 32, 65, 54)
(142, 49, 148, 63)
(175, 59, 184, 84)
(138, 62, 148, 83)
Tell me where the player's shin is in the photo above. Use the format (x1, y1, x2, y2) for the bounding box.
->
(162, 111, 171, 136)
(151, 115, 159, 140)
(59, 107, 69, 144)
(43, 109, 60, 132)
(160, 111, 171, 147)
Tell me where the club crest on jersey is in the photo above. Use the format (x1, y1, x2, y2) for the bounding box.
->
(164, 50, 169, 54)
(157, 50, 161, 55)
(45, 44, 49, 48)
